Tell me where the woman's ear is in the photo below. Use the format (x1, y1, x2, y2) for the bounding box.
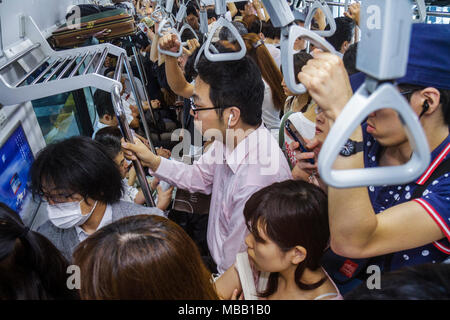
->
(291, 246, 307, 265)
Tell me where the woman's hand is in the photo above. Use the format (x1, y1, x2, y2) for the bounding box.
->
(156, 183, 174, 211)
(156, 147, 171, 159)
(290, 140, 321, 185)
(230, 289, 244, 300)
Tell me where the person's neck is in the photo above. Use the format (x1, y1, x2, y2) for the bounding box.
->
(381, 122, 449, 166)
(80, 201, 107, 235)
(223, 123, 260, 151)
(276, 266, 328, 300)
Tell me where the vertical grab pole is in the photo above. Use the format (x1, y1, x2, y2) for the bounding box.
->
(112, 85, 156, 207)
(129, 39, 159, 133)
(129, 36, 148, 86)
(123, 55, 157, 155)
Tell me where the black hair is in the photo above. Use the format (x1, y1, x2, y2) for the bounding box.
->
(94, 126, 123, 160)
(243, 180, 329, 298)
(248, 18, 263, 34)
(93, 89, 115, 118)
(206, 8, 217, 20)
(186, 3, 199, 17)
(235, 2, 246, 12)
(343, 42, 359, 76)
(31, 136, 123, 204)
(280, 51, 313, 82)
(195, 44, 264, 126)
(261, 20, 281, 40)
(397, 83, 450, 126)
(180, 27, 197, 43)
(0, 203, 79, 300)
(218, 21, 248, 42)
(325, 16, 355, 52)
(345, 263, 450, 300)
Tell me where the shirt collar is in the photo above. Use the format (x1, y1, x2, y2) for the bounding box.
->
(416, 134, 450, 185)
(75, 204, 112, 239)
(224, 124, 266, 174)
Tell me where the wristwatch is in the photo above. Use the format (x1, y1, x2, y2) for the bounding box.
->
(339, 139, 364, 157)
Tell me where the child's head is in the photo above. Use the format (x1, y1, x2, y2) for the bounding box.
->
(94, 126, 129, 179)
(243, 180, 329, 297)
(93, 90, 118, 127)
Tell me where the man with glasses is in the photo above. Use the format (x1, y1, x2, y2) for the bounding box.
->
(122, 47, 292, 274)
(298, 22, 450, 294)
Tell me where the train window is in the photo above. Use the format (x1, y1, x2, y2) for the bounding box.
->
(30, 86, 97, 144)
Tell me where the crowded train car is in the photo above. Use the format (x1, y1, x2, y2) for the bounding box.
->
(0, 0, 449, 303)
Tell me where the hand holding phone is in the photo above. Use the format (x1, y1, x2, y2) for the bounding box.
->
(284, 119, 315, 165)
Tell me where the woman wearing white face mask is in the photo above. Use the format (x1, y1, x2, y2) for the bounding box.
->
(32, 136, 169, 261)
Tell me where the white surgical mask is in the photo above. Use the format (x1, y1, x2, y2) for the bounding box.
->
(47, 199, 98, 229)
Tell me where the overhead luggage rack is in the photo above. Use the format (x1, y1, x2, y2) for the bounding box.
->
(0, 16, 127, 106)
(0, 15, 157, 208)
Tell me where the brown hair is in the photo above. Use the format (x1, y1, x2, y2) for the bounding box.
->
(73, 215, 218, 300)
(242, 15, 259, 31)
(243, 33, 286, 111)
(243, 180, 330, 298)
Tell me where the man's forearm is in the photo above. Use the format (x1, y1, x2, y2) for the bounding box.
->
(165, 55, 193, 98)
(327, 126, 378, 256)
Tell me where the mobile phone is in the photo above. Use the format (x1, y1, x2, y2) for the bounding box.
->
(284, 119, 315, 165)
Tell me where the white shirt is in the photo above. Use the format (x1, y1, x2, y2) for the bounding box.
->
(121, 92, 136, 125)
(92, 121, 110, 138)
(261, 80, 281, 141)
(75, 204, 112, 242)
(265, 43, 281, 69)
(121, 178, 139, 203)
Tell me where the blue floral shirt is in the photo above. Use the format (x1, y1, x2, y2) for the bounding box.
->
(363, 124, 450, 269)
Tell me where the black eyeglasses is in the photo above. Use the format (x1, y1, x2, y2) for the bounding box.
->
(399, 90, 414, 96)
(38, 191, 78, 204)
(190, 99, 232, 114)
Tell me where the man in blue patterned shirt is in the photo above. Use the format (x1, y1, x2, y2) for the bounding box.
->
(298, 23, 450, 294)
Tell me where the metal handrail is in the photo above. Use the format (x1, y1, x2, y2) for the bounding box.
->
(318, 83, 430, 188)
(0, 16, 157, 207)
(14, 56, 50, 87)
(111, 85, 156, 207)
(0, 43, 41, 72)
(280, 25, 337, 95)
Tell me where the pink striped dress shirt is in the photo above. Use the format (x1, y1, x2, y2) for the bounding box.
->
(150, 125, 292, 273)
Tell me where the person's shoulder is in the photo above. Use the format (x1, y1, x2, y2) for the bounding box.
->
(112, 200, 164, 218)
(36, 220, 63, 241)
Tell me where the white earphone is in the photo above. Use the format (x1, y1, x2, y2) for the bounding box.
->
(227, 114, 233, 127)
